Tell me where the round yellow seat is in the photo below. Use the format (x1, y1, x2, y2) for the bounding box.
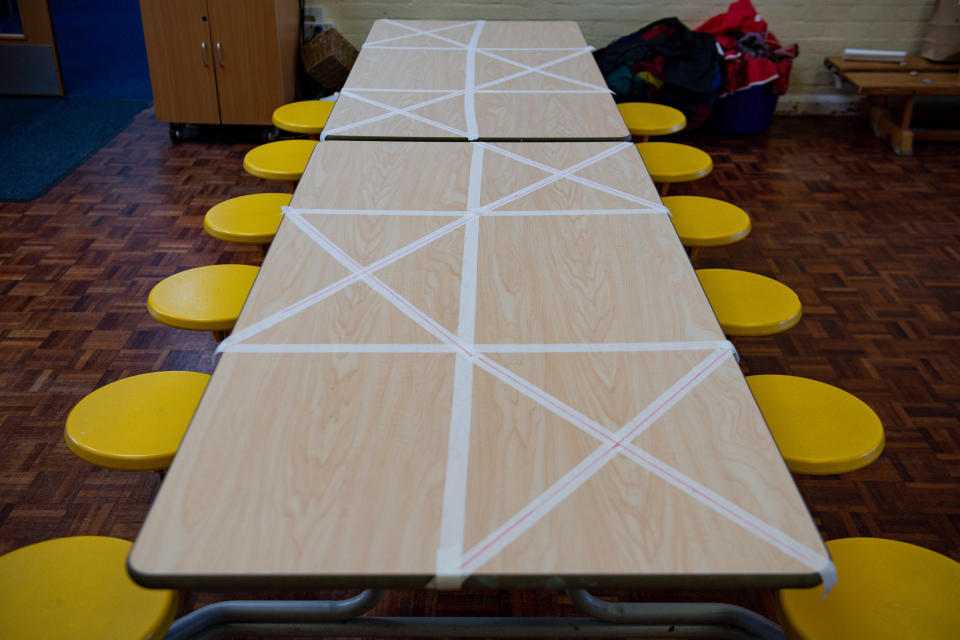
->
(271, 100, 335, 135)
(147, 264, 259, 333)
(242, 139, 318, 183)
(0, 536, 177, 640)
(663, 195, 751, 247)
(65, 371, 210, 471)
(696, 268, 801, 336)
(747, 375, 884, 474)
(778, 537, 960, 640)
(635, 141, 713, 184)
(617, 102, 686, 139)
(203, 193, 290, 245)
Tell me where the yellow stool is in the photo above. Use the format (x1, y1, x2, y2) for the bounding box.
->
(0, 536, 177, 640)
(747, 375, 884, 474)
(696, 268, 801, 337)
(203, 192, 290, 255)
(272, 100, 335, 138)
(242, 139, 318, 192)
(147, 264, 259, 340)
(635, 142, 713, 195)
(617, 102, 686, 141)
(663, 195, 751, 259)
(778, 537, 960, 640)
(65, 371, 210, 471)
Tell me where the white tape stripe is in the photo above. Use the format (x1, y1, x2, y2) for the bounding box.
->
(473, 48, 603, 93)
(459, 446, 621, 575)
(482, 208, 669, 216)
(222, 343, 455, 354)
(613, 348, 731, 442)
(362, 46, 590, 52)
(338, 90, 469, 138)
(327, 48, 603, 137)
(477, 48, 609, 92)
(218, 212, 474, 351)
(222, 145, 626, 350)
(287, 208, 466, 217)
(379, 19, 478, 50)
(458, 349, 731, 574)
(479, 142, 662, 209)
(618, 443, 833, 574)
(479, 143, 632, 213)
(436, 354, 476, 588)
(220, 341, 732, 355)
(435, 144, 484, 585)
(463, 21, 484, 140)
(477, 341, 734, 353)
(473, 356, 613, 443)
(345, 87, 610, 94)
(287, 212, 474, 357)
(285, 208, 669, 217)
(475, 89, 609, 94)
(365, 20, 481, 47)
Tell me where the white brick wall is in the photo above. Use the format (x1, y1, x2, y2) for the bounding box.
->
(319, 0, 938, 110)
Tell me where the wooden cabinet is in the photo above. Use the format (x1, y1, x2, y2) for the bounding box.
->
(140, 0, 299, 133)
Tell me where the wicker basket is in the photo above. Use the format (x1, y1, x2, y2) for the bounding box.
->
(301, 28, 359, 91)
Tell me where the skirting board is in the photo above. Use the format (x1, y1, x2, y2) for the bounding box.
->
(775, 94, 859, 116)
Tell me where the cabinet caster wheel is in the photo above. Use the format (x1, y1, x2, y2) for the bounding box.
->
(169, 124, 185, 144)
(262, 126, 280, 143)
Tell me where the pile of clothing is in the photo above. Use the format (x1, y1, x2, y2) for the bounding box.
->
(696, 0, 798, 97)
(593, 0, 797, 128)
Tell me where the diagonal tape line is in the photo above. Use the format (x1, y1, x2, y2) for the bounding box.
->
(337, 90, 469, 138)
(216, 213, 474, 352)
(616, 444, 835, 579)
(364, 20, 482, 47)
(478, 142, 634, 212)
(372, 21, 605, 92)
(325, 49, 605, 138)
(283, 211, 473, 356)
(219, 143, 639, 351)
(477, 48, 609, 92)
(478, 142, 665, 210)
(459, 348, 733, 574)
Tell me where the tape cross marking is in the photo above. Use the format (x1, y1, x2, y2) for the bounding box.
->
(215, 142, 833, 589)
(323, 19, 607, 139)
(327, 47, 603, 139)
(217, 142, 657, 353)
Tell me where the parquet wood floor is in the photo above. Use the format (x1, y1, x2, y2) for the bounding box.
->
(1, 109, 958, 635)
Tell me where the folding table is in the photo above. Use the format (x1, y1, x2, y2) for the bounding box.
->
(131, 141, 833, 639)
(322, 20, 630, 141)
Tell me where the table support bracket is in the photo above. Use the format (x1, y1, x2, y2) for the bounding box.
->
(164, 588, 387, 640)
(162, 588, 786, 640)
(566, 589, 787, 640)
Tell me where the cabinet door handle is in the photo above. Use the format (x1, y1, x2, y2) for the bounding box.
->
(216, 41, 223, 66)
(201, 41, 208, 66)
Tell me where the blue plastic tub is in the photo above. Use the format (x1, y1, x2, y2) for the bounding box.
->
(707, 83, 779, 135)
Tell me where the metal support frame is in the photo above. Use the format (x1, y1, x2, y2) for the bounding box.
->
(163, 588, 787, 640)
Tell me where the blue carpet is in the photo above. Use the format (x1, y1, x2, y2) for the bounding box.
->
(48, 0, 152, 99)
(0, 97, 149, 202)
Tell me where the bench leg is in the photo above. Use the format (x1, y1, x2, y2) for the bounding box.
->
(867, 99, 914, 156)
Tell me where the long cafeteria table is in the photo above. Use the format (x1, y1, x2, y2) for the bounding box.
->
(322, 20, 630, 141)
(129, 19, 833, 640)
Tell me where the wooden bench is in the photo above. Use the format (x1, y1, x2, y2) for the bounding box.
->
(825, 56, 960, 155)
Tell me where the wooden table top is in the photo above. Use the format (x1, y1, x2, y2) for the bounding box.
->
(129, 141, 831, 590)
(842, 71, 960, 96)
(824, 55, 960, 73)
(322, 20, 630, 141)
